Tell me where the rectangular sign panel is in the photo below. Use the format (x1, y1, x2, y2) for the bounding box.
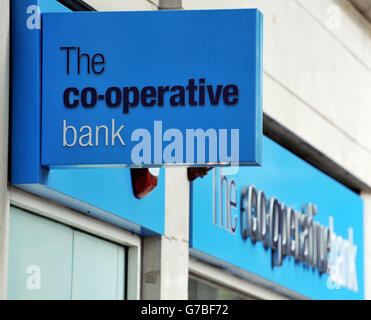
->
(41, 9, 262, 168)
(190, 136, 364, 300)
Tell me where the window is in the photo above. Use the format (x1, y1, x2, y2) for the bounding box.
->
(8, 206, 126, 300)
(188, 275, 255, 300)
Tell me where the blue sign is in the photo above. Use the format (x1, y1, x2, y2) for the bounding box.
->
(41, 9, 263, 168)
(190, 136, 364, 300)
(11, 0, 165, 236)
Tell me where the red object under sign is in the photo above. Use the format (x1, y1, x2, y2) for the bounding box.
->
(131, 168, 159, 199)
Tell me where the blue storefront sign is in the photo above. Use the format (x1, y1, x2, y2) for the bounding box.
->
(41, 9, 262, 168)
(190, 136, 364, 299)
(12, 1, 263, 236)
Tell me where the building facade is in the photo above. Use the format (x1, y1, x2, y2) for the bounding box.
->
(1, 0, 371, 300)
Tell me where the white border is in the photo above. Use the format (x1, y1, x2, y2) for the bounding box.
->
(8, 185, 141, 300)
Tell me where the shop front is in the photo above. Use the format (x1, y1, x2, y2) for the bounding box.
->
(9, 0, 167, 300)
(6, 0, 369, 301)
(190, 136, 364, 300)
